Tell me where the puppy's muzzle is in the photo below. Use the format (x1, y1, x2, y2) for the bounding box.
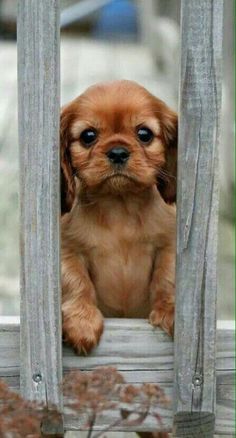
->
(106, 147, 130, 166)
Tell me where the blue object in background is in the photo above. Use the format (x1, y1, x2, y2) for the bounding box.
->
(93, 0, 138, 41)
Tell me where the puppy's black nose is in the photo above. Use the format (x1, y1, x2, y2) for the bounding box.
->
(106, 147, 130, 165)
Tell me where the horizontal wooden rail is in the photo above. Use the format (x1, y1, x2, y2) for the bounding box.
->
(0, 318, 234, 435)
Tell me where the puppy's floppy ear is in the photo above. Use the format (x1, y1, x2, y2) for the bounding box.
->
(60, 107, 76, 214)
(157, 104, 178, 204)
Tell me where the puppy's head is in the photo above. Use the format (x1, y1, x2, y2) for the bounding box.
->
(61, 80, 177, 212)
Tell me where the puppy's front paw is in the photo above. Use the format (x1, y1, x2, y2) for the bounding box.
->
(63, 306, 104, 354)
(149, 301, 175, 337)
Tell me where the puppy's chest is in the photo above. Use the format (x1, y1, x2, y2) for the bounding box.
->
(80, 215, 157, 316)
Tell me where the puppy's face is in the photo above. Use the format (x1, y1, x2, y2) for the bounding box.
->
(61, 81, 177, 211)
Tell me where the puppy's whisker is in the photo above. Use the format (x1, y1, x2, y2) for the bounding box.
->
(159, 168, 176, 180)
(158, 171, 170, 182)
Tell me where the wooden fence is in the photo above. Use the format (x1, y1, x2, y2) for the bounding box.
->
(0, 0, 234, 436)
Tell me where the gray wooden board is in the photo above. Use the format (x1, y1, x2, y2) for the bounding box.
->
(17, 0, 63, 433)
(0, 318, 234, 434)
(174, 0, 224, 436)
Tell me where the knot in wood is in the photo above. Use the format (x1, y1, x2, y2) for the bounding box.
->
(32, 373, 42, 383)
(192, 373, 203, 387)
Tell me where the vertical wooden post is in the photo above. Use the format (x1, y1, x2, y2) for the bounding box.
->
(174, 1, 223, 437)
(18, 0, 63, 434)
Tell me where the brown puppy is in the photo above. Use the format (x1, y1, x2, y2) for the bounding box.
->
(61, 80, 176, 354)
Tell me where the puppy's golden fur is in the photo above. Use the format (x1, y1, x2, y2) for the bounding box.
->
(61, 80, 177, 354)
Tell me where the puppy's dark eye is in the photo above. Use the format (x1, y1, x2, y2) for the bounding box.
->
(137, 127, 154, 144)
(80, 129, 97, 147)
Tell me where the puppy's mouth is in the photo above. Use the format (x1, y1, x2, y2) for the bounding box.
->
(103, 172, 138, 184)
(97, 171, 141, 193)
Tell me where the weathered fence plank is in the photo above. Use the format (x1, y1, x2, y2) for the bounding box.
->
(17, 0, 63, 433)
(0, 319, 234, 434)
(174, 0, 224, 436)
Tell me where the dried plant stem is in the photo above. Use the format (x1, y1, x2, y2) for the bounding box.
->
(87, 412, 97, 438)
(92, 404, 151, 438)
(92, 418, 123, 438)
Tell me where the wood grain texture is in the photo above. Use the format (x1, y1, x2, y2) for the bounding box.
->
(0, 319, 234, 434)
(174, 0, 224, 436)
(17, 1, 63, 433)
